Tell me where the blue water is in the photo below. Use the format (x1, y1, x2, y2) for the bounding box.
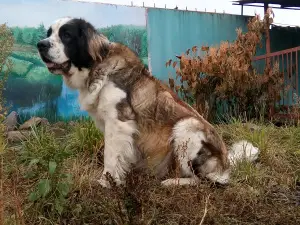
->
(16, 82, 88, 120)
(56, 83, 88, 118)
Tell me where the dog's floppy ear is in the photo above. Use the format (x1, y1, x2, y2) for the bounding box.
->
(84, 27, 110, 62)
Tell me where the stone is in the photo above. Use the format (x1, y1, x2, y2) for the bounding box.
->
(53, 121, 66, 128)
(40, 118, 50, 126)
(7, 130, 31, 143)
(3, 111, 18, 131)
(8, 145, 23, 151)
(243, 122, 261, 133)
(68, 121, 77, 127)
(19, 117, 42, 130)
(51, 127, 66, 138)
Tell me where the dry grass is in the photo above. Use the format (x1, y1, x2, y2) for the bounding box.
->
(2, 120, 300, 225)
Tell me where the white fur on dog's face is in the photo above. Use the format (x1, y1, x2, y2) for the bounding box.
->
(45, 17, 72, 64)
(37, 17, 74, 76)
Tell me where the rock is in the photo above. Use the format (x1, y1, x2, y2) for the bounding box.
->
(243, 123, 261, 132)
(8, 145, 23, 151)
(3, 111, 18, 131)
(68, 121, 77, 127)
(7, 130, 31, 143)
(51, 127, 66, 138)
(19, 117, 42, 130)
(40, 118, 50, 126)
(53, 121, 66, 128)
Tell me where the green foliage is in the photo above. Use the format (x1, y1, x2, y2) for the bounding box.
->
(67, 119, 104, 155)
(11, 51, 45, 66)
(4, 56, 33, 76)
(26, 66, 61, 84)
(99, 25, 148, 58)
(10, 23, 47, 47)
(20, 126, 74, 215)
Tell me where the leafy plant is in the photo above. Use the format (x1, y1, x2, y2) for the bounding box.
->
(20, 126, 74, 215)
(167, 10, 282, 122)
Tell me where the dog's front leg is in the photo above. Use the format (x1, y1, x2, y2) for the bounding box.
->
(80, 77, 107, 111)
(97, 119, 138, 188)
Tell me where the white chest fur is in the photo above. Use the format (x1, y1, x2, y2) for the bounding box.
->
(78, 81, 138, 187)
(78, 81, 127, 131)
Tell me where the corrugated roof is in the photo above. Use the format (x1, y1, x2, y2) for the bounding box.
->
(232, 0, 300, 9)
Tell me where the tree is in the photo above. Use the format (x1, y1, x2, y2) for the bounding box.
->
(31, 23, 47, 46)
(140, 32, 148, 58)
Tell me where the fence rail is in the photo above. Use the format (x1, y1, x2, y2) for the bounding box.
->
(252, 46, 300, 119)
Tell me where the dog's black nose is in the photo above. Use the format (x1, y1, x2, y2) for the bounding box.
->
(37, 39, 51, 51)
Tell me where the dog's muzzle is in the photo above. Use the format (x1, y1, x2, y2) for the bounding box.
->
(37, 39, 51, 54)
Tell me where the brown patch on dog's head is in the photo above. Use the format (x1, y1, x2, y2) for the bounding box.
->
(201, 140, 229, 170)
(87, 29, 110, 63)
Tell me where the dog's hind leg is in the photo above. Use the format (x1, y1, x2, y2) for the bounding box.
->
(162, 117, 230, 186)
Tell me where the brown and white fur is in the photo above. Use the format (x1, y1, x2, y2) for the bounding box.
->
(37, 17, 259, 188)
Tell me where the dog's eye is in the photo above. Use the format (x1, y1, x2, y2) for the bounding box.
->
(63, 32, 71, 40)
(47, 28, 52, 37)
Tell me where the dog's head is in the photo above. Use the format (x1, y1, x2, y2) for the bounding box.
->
(37, 17, 109, 80)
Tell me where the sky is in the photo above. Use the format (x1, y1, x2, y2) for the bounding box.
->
(0, 0, 299, 27)
(0, 0, 146, 27)
(75, 0, 300, 27)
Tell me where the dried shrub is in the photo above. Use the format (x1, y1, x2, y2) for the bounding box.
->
(167, 10, 283, 122)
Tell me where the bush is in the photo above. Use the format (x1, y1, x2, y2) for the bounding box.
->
(0, 23, 14, 225)
(167, 10, 282, 122)
(0, 23, 14, 117)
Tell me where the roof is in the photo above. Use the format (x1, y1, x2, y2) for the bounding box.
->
(232, 0, 300, 9)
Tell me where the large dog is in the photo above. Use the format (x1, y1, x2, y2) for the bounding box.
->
(37, 17, 259, 188)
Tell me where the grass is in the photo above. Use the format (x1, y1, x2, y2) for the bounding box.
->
(2, 119, 300, 224)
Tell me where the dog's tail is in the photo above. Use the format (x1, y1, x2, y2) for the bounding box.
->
(228, 140, 260, 166)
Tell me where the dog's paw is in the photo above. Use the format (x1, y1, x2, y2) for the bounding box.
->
(88, 82, 99, 93)
(161, 178, 199, 186)
(161, 179, 178, 186)
(97, 177, 111, 189)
